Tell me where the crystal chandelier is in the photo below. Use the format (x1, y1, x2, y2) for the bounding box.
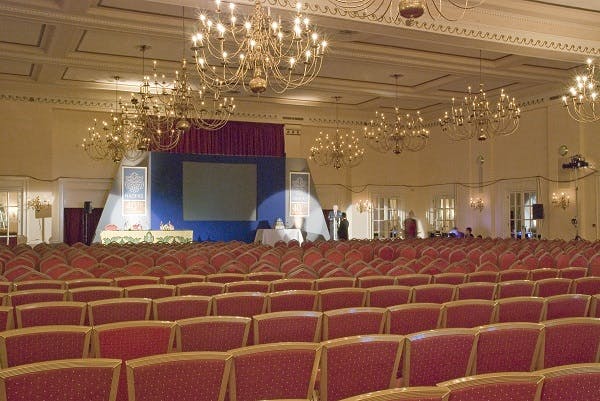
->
(191, 0, 328, 94)
(309, 97, 365, 169)
(327, 0, 485, 24)
(439, 52, 520, 141)
(364, 73, 429, 154)
(552, 192, 570, 210)
(82, 77, 145, 163)
(562, 58, 599, 123)
(355, 199, 372, 213)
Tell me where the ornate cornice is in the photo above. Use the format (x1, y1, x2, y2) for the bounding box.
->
(0, 93, 113, 109)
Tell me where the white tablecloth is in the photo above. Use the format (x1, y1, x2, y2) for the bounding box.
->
(100, 230, 194, 244)
(254, 229, 304, 246)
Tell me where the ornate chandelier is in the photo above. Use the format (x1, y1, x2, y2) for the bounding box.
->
(469, 197, 484, 212)
(82, 77, 145, 163)
(191, 0, 328, 94)
(552, 192, 570, 210)
(364, 73, 429, 154)
(310, 97, 365, 169)
(327, 0, 485, 24)
(439, 52, 520, 141)
(562, 58, 599, 123)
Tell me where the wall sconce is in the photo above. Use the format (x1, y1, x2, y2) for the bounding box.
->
(355, 200, 372, 213)
(470, 197, 484, 212)
(552, 192, 570, 210)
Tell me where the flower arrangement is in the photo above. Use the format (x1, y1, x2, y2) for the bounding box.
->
(27, 196, 49, 213)
(160, 221, 175, 231)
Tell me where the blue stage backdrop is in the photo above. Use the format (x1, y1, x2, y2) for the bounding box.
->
(150, 152, 286, 242)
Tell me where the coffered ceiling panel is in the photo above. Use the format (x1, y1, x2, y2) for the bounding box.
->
(0, 17, 44, 46)
(76, 30, 183, 61)
(0, 60, 33, 76)
(436, 77, 521, 94)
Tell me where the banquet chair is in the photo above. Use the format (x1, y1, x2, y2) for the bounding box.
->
(207, 273, 246, 284)
(246, 271, 285, 281)
(533, 278, 572, 297)
(455, 282, 497, 300)
(358, 276, 396, 288)
(496, 280, 535, 299)
(68, 286, 124, 302)
(537, 317, 600, 369)
(176, 316, 251, 352)
(558, 266, 587, 280)
(270, 278, 315, 292)
(366, 285, 411, 308)
(16, 301, 86, 328)
(318, 288, 367, 311)
(337, 387, 450, 401)
(152, 295, 212, 321)
(320, 335, 403, 401)
(177, 282, 225, 296)
(225, 280, 270, 293)
(438, 372, 544, 401)
(124, 284, 176, 299)
(572, 276, 600, 295)
(114, 276, 160, 288)
(0, 358, 122, 401)
(92, 321, 176, 401)
(0, 306, 13, 331)
(538, 363, 600, 401)
(88, 298, 152, 325)
(493, 297, 546, 323)
(212, 292, 267, 317)
(497, 269, 529, 282)
(439, 300, 494, 328)
(322, 307, 386, 340)
(411, 284, 456, 304)
(0, 325, 91, 368)
(66, 278, 114, 289)
(267, 290, 318, 312)
(6, 289, 67, 307)
(529, 268, 560, 281)
(13, 279, 65, 291)
(472, 322, 544, 375)
(126, 352, 232, 401)
(162, 274, 205, 286)
(466, 271, 497, 283)
(315, 277, 356, 290)
(544, 294, 591, 320)
(254, 311, 322, 344)
(403, 328, 477, 386)
(395, 274, 432, 287)
(433, 273, 467, 285)
(386, 303, 442, 335)
(591, 294, 600, 317)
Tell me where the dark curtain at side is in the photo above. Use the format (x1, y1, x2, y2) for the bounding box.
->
(64, 208, 103, 245)
(158, 121, 285, 157)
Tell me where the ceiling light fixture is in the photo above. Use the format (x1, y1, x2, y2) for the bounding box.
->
(562, 58, 599, 123)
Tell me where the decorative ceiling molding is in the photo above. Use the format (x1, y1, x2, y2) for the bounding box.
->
(0, 92, 113, 109)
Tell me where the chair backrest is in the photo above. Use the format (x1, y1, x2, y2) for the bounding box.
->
(68, 286, 124, 302)
(12, 279, 65, 291)
(320, 334, 404, 401)
(493, 297, 546, 323)
(558, 267, 587, 280)
(533, 278, 572, 297)
(124, 284, 176, 299)
(498, 269, 530, 282)
(434, 273, 467, 285)
(254, 311, 322, 344)
(544, 294, 591, 320)
(126, 352, 232, 401)
(114, 276, 160, 288)
(386, 303, 442, 335)
(267, 290, 318, 312)
(412, 284, 457, 304)
(177, 282, 225, 296)
(0, 325, 92, 368)
(456, 282, 497, 300)
(318, 288, 367, 311)
(228, 342, 321, 401)
(88, 298, 152, 326)
(0, 358, 122, 401)
(0, 306, 13, 331)
(538, 317, 600, 369)
(335, 387, 450, 401)
(212, 292, 267, 317)
(176, 316, 251, 352)
(246, 271, 286, 281)
(7, 289, 67, 307)
(323, 307, 386, 341)
(357, 276, 396, 288)
(497, 280, 535, 299)
(366, 285, 411, 308)
(438, 372, 544, 401)
(439, 300, 495, 328)
(162, 274, 206, 285)
(315, 277, 356, 290)
(473, 322, 544, 375)
(16, 301, 86, 328)
(467, 271, 497, 283)
(538, 363, 600, 401)
(395, 274, 432, 287)
(207, 273, 246, 283)
(403, 328, 477, 387)
(529, 268, 560, 281)
(152, 295, 212, 321)
(225, 280, 270, 293)
(572, 277, 600, 296)
(270, 279, 314, 292)
(590, 294, 600, 318)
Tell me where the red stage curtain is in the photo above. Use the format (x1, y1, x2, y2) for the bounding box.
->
(63, 208, 103, 245)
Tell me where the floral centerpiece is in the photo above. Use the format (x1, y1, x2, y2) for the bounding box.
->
(27, 196, 49, 213)
(160, 221, 175, 231)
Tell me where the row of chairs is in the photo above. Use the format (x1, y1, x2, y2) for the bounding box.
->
(0, 332, 598, 401)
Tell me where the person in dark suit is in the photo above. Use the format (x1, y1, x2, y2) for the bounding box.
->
(328, 204, 343, 240)
(337, 212, 349, 240)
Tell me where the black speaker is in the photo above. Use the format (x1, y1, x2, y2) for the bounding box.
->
(532, 203, 544, 220)
(83, 201, 93, 214)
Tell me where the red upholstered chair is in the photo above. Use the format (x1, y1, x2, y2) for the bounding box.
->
(126, 352, 232, 401)
(496, 280, 535, 299)
(315, 277, 356, 290)
(537, 317, 600, 369)
(270, 279, 315, 292)
(88, 298, 152, 325)
(0, 306, 14, 331)
(114, 276, 160, 288)
(386, 303, 442, 335)
(529, 268, 560, 281)
(15, 301, 86, 328)
(162, 274, 205, 285)
(152, 295, 211, 321)
(558, 267, 587, 280)
(493, 297, 546, 323)
(323, 307, 386, 340)
(337, 387, 450, 401)
(498, 269, 529, 282)
(456, 282, 497, 300)
(13, 279, 65, 291)
(318, 288, 367, 312)
(267, 290, 318, 312)
(124, 284, 176, 299)
(591, 295, 600, 317)
(367, 285, 411, 308)
(533, 278, 572, 297)
(434, 273, 466, 285)
(212, 292, 267, 317)
(176, 316, 251, 352)
(253, 311, 322, 344)
(228, 343, 321, 401)
(473, 322, 544, 375)
(544, 294, 591, 320)
(395, 274, 432, 287)
(572, 277, 600, 295)
(207, 273, 246, 284)
(467, 271, 497, 283)
(66, 278, 114, 289)
(246, 271, 285, 281)
(403, 328, 477, 386)
(358, 276, 396, 288)
(439, 300, 494, 328)
(92, 321, 176, 401)
(320, 335, 404, 401)
(0, 325, 92, 368)
(177, 282, 225, 296)
(7, 289, 67, 307)
(412, 284, 456, 304)
(68, 286, 124, 302)
(0, 358, 122, 401)
(538, 363, 600, 401)
(225, 280, 270, 293)
(438, 372, 544, 401)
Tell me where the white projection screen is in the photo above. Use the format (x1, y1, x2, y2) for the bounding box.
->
(182, 162, 257, 221)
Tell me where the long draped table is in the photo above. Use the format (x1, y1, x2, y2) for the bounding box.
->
(254, 228, 304, 247)
(100, 230, 194, 244)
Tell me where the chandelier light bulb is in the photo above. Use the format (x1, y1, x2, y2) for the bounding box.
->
(563, 58, 600, 123)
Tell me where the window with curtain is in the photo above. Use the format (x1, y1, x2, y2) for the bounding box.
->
(0, 190, 22, 246)
(433, 196, 455, 233)
(371, 196, 402, 239)
(509, 191, 537, 238)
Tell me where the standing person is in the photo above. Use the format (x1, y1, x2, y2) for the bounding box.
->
(403, 210, 417, 239)
(338, 212, 349, 240)
(328, 204, 343, 240)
